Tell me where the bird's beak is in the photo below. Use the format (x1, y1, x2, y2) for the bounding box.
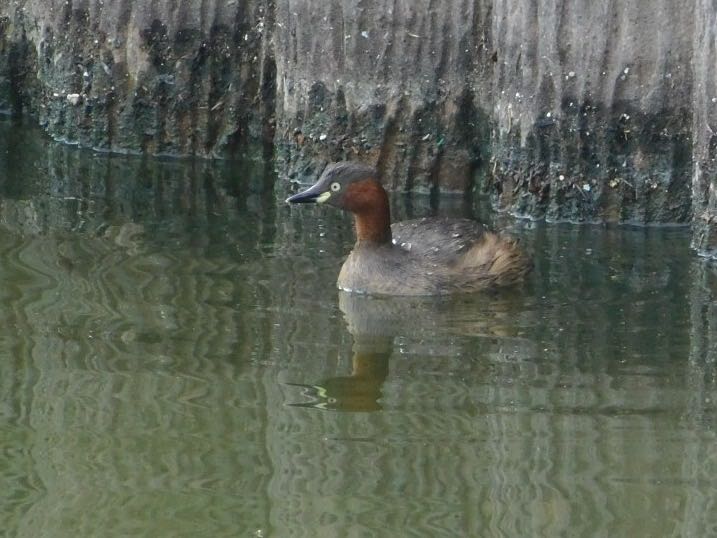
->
(286, 182, 331, 204)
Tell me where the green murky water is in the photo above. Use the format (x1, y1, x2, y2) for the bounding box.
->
(1, 117, 717, 537)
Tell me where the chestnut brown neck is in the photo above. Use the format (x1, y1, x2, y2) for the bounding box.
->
(344, 179, 392, 245)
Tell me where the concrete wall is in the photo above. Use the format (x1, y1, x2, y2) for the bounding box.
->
(1, 0, 717, 253)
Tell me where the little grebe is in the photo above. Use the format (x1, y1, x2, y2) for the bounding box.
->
(287, 162, 531, 296)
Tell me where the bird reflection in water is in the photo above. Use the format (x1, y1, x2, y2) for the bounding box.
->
(287, 289, 532, 412)
(287, 336, 391, 412)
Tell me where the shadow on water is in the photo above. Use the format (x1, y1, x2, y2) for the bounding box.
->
(2, 117, 717, 536)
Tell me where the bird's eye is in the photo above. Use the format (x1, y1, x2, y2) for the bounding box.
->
(330, 182, 341, 192)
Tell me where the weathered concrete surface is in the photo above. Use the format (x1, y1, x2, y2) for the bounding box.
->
(691, 0, 717, 257)
(3, 0, 717, 250)
(0, 0, 277, 156)
(273, 0, 492, 194)
(272, 0, 698, 225)
(489, 0, 694, 223)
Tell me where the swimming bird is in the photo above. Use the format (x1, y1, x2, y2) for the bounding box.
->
(286, 162, 531, 296)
